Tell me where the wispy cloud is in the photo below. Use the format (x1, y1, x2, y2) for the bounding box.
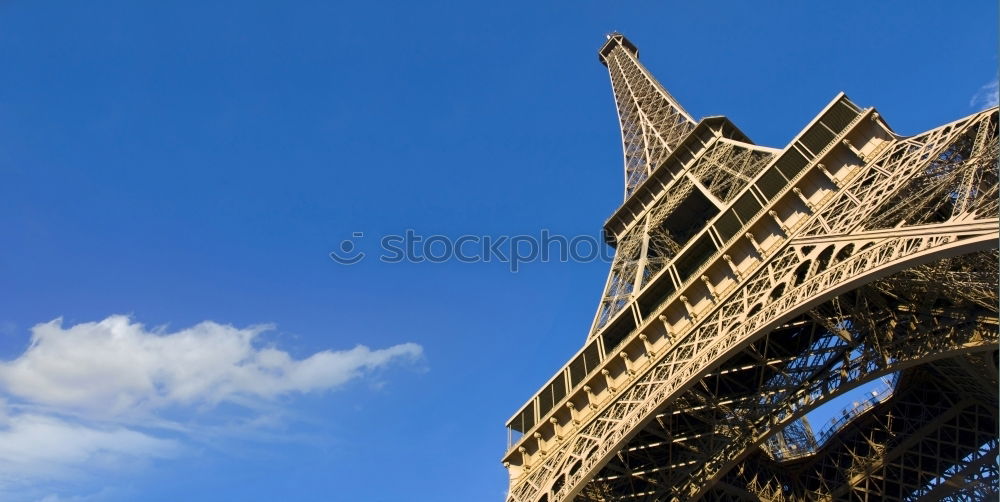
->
(0, 408, 179, 492)
(970, 78, 999, 110)
(0, 316, 423, 501)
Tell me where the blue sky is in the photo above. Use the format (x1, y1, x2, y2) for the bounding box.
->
(0, 1, 996, 501)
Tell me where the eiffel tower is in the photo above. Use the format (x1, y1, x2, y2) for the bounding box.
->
(502, 33, 999, 501)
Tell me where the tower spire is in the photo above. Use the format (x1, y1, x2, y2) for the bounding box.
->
(599, 33, 695, 197)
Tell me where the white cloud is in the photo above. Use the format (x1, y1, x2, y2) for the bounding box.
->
(0, 315, 422, 417)
(0, 412, 179, 490)
(970, 79, 999, 110)
(0, 315, 423, 500)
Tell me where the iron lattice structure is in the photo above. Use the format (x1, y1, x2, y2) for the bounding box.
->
(502, 33, 999, 502)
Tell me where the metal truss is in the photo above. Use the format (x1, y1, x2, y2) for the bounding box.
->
(502, 33, 999, 502)
(591, 137, 777, 336)
(606, 287, 998, 501)
(600, 33, 696, 197)
(723, 357, 998, 502)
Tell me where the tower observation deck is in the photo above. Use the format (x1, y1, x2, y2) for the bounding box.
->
(502, 33, 999, 501)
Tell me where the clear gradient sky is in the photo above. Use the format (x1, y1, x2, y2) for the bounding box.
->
(0, 1, 997, 501)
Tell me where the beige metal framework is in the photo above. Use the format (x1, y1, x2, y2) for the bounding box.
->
(502, 33, 999, 502)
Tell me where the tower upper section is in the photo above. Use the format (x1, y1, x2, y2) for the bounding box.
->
(599, 33, 696, 198)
